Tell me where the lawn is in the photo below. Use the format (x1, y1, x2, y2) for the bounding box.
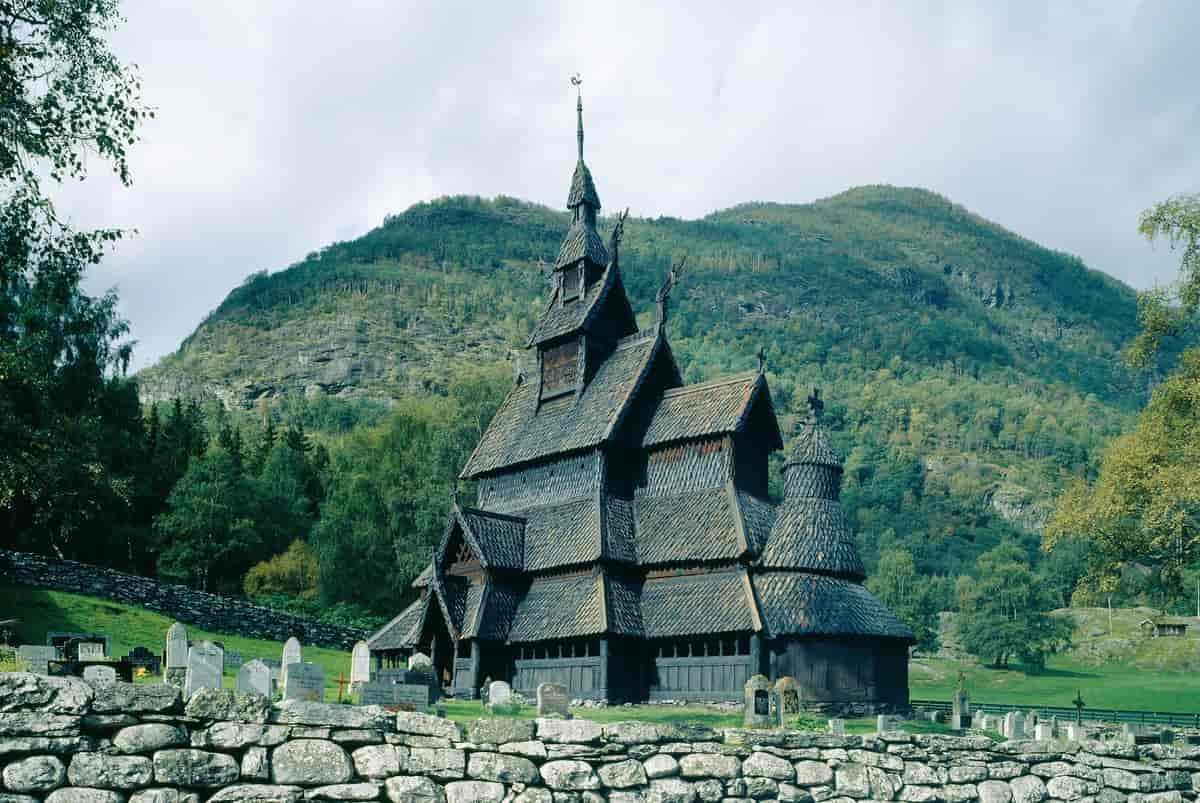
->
(0, 585, 354, 699)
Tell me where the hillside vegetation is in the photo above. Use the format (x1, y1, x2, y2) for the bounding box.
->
(139, 187, 1152, 586)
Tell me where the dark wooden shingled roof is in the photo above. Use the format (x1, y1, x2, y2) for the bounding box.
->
(640, 570, 761, 638)
(522, 498, 599, 571)
(526, 259, 626, 347)
(506, 571, 641, 642)
(633, 486, 744, 565)
(567, 159, 601, 210)
(752, 572, 914, 641)
(456, 507, 524, 570)
(783, 419, 842, 470)
(553, 219, 609, 271)
(757, 497, 865, 579)
(460, 329, 664, 478)
(641, 371, 782, 450)
(367, 596, 426, 651)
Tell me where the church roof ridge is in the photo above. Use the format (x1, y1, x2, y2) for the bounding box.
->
(658, 370, 760, 398)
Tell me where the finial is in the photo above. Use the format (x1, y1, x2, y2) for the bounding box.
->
(655, 254, 687, 325)
(451, 484, 459, 507)
(756, 345, 767, 375)
(571, 73, 584, 161)
(609, 208, 629, 262)
(806, 387, 824, 422)
(511, 350, 524, 385)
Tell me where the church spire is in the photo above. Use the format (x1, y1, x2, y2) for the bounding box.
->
(574, 74, 584, 161)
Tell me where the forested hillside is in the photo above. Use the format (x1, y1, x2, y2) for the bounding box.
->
(136, 186, 1153, 609)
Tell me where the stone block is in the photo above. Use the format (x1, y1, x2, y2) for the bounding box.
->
(113, 723, 188, 753)
(467, 751, 539, 784)
(541, 759, 602, 790)
(2, 755, 67, 793)
(270, 739, 353, 786)
(67, 752, 154, 789)
(151, 748, 240, 788)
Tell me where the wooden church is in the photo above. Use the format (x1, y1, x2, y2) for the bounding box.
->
(368, 92, 914, 707)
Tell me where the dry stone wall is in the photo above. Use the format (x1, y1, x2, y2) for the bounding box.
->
(2, 673, 1198, 803)
(0, 551, 363, 650)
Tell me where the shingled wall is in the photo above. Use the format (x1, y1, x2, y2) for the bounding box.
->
(1, 673, 1197, 803)
(0, 551, 364, 651)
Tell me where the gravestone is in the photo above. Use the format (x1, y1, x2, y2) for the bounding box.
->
(184, 641, 224, 701)
(262, 658, 282, 692)
(774, 676, 801, 715)
(1035, 722, 1052, 741)
(744, 675, 772, 727)
(359, 681, 433, 709)
(164, 622, 188, 687)
(1003, 711, 1025, 739)
(487, 680, 513, 709)
(980, 714, 993, 732)
(225, 651, 244, 669)
(1027, 710, 1039, 728)
(537, 682, 569, 718)
(877, 714, 901, 733)
(1120, 723, 1137, 745)
(408, 652, 432, 672)
(350, 641, 371, 686)
(123, 646, 161, 675)
(280, 637, 302, 690)
(828, 718, 845, 736)
(17, 645, 56, 674)
(83, 665, 117, 687)
(1066, 722, 1082, 742)
(77, 642, 105, 661)
(237, 659, 272, 698)
(284, 662, 324, 702)
(1049, 715, 1059, 736)
(951, 688, 970, 731)
(972, 710, 985, 729)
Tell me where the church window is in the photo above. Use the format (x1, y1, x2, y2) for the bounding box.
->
(541, 338, 580, 397)
(562, 263, 582, 301)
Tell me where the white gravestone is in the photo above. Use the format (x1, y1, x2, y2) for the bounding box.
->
(184, 641, 224, 701)
(350, 641, 371, 686)
(487, 680, 513, 708)
(408, 652, 432, 673)
(537, 682, 569, 717)
(165, 622, 188, 669)
(83, 665, 117, 687)
(280, 637, 301, 690)
(236, 659, 272, 698)
(1066, 723, 1082, 742)
(828, 718, 845, 736)
(77, 642, 105, 661)
(17, 645, 56, 674)
(284, 661, 324, 702)
(1035, 722, 1053, 741)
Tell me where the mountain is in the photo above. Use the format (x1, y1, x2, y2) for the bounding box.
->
(137, 186, 1148, 578)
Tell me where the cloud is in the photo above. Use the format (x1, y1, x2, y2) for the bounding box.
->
(52, 0, 1200, 369)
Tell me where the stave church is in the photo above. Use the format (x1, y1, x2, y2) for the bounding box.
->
(367, 91, 914, 708)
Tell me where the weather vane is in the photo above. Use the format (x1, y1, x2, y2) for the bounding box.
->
(571, 73, 582, 94)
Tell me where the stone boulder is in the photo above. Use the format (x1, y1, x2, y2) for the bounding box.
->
(152, 748, 240, 788)
(467, 717, 536, 745)
(0, 672, 92, 714)
(2, 755, 67, 793)
(113, 723, 188, 753)
(184, 687, 270, 723)
(395, 711, 462, 741)
(270, 739, 354, 786)
(91, 681, 180, 714)
(273, 699, 392, 730)
(467, 751, 539, 784)
(67, 752, 154, 789)
(206, 785, 304, 802)
(385, 775, 446, 802)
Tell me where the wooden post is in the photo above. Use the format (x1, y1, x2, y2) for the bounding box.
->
(750, 633, 762, 677)
(598, 638, 609, 701)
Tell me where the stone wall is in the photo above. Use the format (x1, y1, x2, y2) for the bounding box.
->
(2, 673, 1198, 803)
(0, 551, 364, 651)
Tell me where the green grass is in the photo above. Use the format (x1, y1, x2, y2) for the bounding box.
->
(0, 585, 353, 698)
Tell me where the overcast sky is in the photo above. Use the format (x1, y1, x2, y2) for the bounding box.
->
(54, 0, 1200, 370)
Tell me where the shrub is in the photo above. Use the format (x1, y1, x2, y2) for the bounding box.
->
(244, 540, 319, 600)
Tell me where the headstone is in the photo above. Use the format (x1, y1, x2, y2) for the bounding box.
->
(1027, 710, 1039, 728)
(1035, 722, 1053, 741)
(1120, 723, 1137, 745)
(225, 651, 244, 669)
(1066, 723, 1082, 742)
(184, 641, 224, 701)
(828, 718, 845, 736)
(774, 676, 801, 715)
(83, 665, 117, 687)
(972, 710, 985, 729)
(16, 645, 57, 674)
(165, 623, 188, 667)
(980, 714, 993, 732)
(124, 646, 161, 675)
(487, 680, 513, 709)
(262, 658, 282, 691)
(77, 642, 105, 661)
(1049, 715, 1059, 736)
(744, 675, 772, 727)
(359, 681, 433, 709)
(951, 688, 970, 731)
(284, 661, 324, 702)
(537, 682, 569, 717)
(877, 714, 900, 733)
(408, 652, 432, 672)
(350, 641, 371, 686)
(236, 659, 272, 698)
(280, 637, 301, 689)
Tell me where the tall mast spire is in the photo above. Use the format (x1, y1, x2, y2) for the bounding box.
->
(572, 73, 584, 161)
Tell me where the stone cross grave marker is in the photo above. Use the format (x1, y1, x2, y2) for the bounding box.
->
(487, 680, 513, 709)
(537, 682, 569, 717)
(743, 675, 772, 727)
(83, 665, 117, 687)
(350, 641, 370, 686)
(237, 659, 272, 698)
(284, 661, 324, 702)
(77, 642, 105, 661)
(184, 641, 223, 701)
(280, 637, 301, 690)
(17, 645, 56, 674)
(165, 623, 188, 669)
